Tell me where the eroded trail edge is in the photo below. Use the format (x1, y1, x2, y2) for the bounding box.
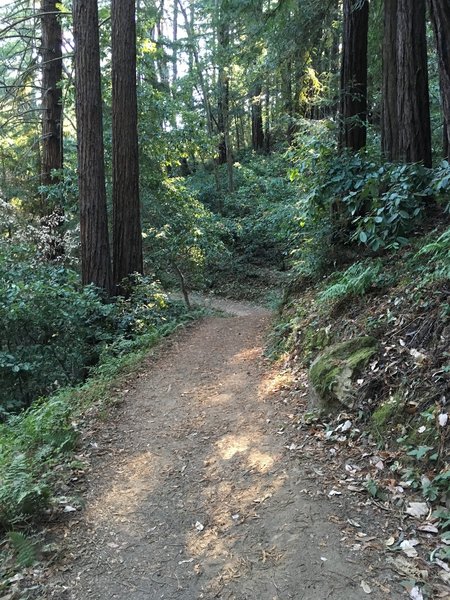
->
(49, 307, 397, 600)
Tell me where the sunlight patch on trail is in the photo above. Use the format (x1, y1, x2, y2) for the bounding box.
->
(216, 433, 250, 459)
(230, 346, 262, 363)
(85, 451, 164, 526)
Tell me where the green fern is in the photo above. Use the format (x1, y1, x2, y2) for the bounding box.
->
(416, 228, 450, 281)
(318, 261, 382, 304)
(8, 531, 37, 567)
(0, 453, 50, 526)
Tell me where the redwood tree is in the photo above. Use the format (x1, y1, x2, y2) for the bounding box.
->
(396, 0, 432, 167)
(339, 0, 369, 151)
(216, 0, 231, 166)
(40, 0, 64, 259)
(251, 83, 264, 153)
(40, 0, 63, 187)
(111, 0, 143, 289)
(381, 0, 398, 161)
(73, 0, 112, 294)
(429, 0, 450, 159)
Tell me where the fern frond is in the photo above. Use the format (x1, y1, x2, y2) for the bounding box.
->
(8, 531, 37, 567)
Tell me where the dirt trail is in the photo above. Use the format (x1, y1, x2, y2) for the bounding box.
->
(49, 302, 399, 600)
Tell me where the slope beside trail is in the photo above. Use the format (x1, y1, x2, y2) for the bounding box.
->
(48, 298, 400, 600)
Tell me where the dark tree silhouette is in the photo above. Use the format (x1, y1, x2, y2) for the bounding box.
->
(73, 0, 113, 294)
(339, 0, 369, 151)
(111, 0, 143, 290)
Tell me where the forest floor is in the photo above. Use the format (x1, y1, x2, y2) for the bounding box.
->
(43, 298, 405, 600)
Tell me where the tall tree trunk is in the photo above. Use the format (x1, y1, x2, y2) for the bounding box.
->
(172, 0, 178, 85)
(281, 61, 294, 144)
(396, 0, 432, 167)
(217, 0, 233, 191)
(250, 83, 264, 152)
(444, 122, 449, 160)
(40, 0, 63, 187)
(339, 0, 369, 151)
(381, 0, 399, 161)
(40, 0, 64, 260)
(111, 0, 143, 289)
(73, 0, 112, 295)
(155, 0, 170, 91)
(429, 0, 450, 159)
(264, 85, 271, 154)
(217, 7, 229, 165)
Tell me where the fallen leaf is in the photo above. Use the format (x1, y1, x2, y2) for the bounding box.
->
(439, 413, 448, 427)
(400, 539, 419, 558)
(340, 420, 352, 432)
(347, 519, 361, 528)
(410, 349, 427, 364)
(418, 524, 438, 534)
(361, 580, 372, 594)
(347, 484, 365, 492)
(406, 502, 428, 519)
(409, 587, 424, 600)
(386, 536, 396, 546)
(387, 556, 428, 581)
(435, 558, 450, 572)
(438, 570, 450, 585)
(286, 443, 299, 451)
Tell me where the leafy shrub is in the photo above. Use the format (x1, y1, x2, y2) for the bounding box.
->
(431, 160, 450, 211)
(0, 259, 116, 414)
(142, 178, 227, 293)
(286, 124, 433, 263)
(349, 163, 430, 251)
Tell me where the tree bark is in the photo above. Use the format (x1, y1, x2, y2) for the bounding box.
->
(381, 0, 399, 161)
(172, 0, 178, 84)
(264, 85, 271, 153)
(111, 0, 144, 289)
(396, 0, 432, 167)
(251, 83, 264, 152)
(73, 0, 112, 295)
(40, 0, 63, 187)
(40, 0, 64, 259)
(339, 0, 369, 151)
(217, 0, 234, 191)
(429, 0, 450, 159)
(281, 61, 294, 144)
(217, 2, 230, 165)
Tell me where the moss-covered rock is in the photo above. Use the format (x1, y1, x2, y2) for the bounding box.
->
(308, 336, 378, 413)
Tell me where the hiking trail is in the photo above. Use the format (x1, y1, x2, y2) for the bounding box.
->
(48, 298, 400, 599)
